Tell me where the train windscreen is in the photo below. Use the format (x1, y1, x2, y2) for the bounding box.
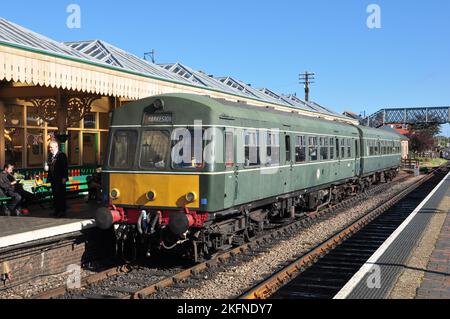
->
(109, 130, 138, 169)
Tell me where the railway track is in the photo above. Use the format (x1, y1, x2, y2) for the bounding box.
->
(240, 166, 448, 299)
(32, 172, 421, 300)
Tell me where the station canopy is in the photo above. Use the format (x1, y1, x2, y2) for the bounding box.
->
(65, 40, 191, 83)
(0, 16, 348, 120)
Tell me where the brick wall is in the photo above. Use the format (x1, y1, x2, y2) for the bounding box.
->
(0, 228, 115, 289)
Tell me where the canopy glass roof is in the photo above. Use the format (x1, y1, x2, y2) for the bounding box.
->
(0, 16, 346, 119)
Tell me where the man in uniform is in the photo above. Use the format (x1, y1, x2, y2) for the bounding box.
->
(45, 141, 69, 218)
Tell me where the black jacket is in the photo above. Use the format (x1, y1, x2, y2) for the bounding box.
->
(0, 171, 14, 194)
(47, 152, 69, 185)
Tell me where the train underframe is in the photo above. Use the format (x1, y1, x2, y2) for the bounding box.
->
(99, 168, 399, 262)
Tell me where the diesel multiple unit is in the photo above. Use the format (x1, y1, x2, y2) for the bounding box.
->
(96, 94, 402, 261)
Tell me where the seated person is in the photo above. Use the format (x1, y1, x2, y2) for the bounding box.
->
(0, 164, 24, 216)
(0, 187, 11, 216)
(86, 169, 102, 202)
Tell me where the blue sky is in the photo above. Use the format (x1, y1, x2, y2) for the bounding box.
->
(1, 0, 450, 134)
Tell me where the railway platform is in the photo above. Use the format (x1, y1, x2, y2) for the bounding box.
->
(0, 199, 114, 290)
(334, 171, 450, 299)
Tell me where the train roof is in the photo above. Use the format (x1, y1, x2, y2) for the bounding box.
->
(112, 93, 400, 140)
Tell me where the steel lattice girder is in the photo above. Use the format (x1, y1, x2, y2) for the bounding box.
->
(364, 107, 450, 127)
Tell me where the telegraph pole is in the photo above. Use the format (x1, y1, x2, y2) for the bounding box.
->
(299, 71, 315, 102)
(144, 49, 156, 63)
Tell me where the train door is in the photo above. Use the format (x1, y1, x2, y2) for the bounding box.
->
(354, 139, 361, 176)
(335, 137, 342, 179)
(283, 134, 292, 194)
(223, 129, 237, 207)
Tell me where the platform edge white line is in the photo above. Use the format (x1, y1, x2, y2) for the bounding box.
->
(0, 219, 96, 249)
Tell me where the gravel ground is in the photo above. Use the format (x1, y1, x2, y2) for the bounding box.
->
(0, 268, 95, 299)
(158, 174, 423, 299)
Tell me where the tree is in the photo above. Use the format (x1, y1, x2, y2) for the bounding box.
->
(410, 123, 441, 137)
(408, 131, 435, 155)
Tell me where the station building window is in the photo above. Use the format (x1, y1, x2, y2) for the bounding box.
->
(26, 129, 45, 168)
(5, 128, 24, 168)
(2, 102, 111, 169)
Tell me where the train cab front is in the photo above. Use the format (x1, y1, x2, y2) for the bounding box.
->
(95, 173, 209, 261)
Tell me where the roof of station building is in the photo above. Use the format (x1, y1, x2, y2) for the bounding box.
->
(0, 16, 349, 121)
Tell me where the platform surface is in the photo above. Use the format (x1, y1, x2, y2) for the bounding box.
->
(416, 209, 450, 299)
(0, 198, 99, 249)
(335, 171, 450, 299)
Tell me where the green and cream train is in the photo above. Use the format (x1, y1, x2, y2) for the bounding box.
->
(96, 94, 402, 261)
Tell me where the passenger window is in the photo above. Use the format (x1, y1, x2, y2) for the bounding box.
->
(110, 130, 138, 169)
(341, 139, 345, 159)
(336, 138, 340, 158)
(225, 131, 234, 168)
(267, 131, 280, 166)
(244, 130, 259, 167)
(320, 137, 328, 161)
(285, 135, 291, 163)
(295, 136, 306, 163)
(347, 139, 351, 158)
(309, 136, 318, 161)
(330, 138, 335, 160)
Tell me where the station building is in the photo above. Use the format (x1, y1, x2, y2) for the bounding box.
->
(0, 17, 355, 174)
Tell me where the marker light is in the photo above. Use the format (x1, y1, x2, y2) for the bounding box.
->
(185, 192, 197, 203)
(146, 190, 157, 201)
(110, 188, 120, 199)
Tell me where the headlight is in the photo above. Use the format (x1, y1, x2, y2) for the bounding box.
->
(185, 192, 197, 202)
(110, 188, 120, 199)
(146, 190, 157, 201)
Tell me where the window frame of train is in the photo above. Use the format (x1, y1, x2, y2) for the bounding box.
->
(139, 129, 171, 170)
(330, 137, 335, 160)
(320, 137, 329, 161)
(244, 129, 261, 168)
(341, 138, 346, 159)
(285, 134, 292, 164)
(309, 136, 318, 162)
(171, 128, 206, 170)
(266, 131, 280, 166)
(225, 130, 234, 168)
(369, 140, 374, 156)
(347, 138, 352, 158)
(109, 129, 138, 169)
(295, 135, 307, 163)
(336, 138, 340, 159)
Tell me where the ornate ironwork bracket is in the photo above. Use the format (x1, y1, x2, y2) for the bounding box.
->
(26, 94, 101, 128)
